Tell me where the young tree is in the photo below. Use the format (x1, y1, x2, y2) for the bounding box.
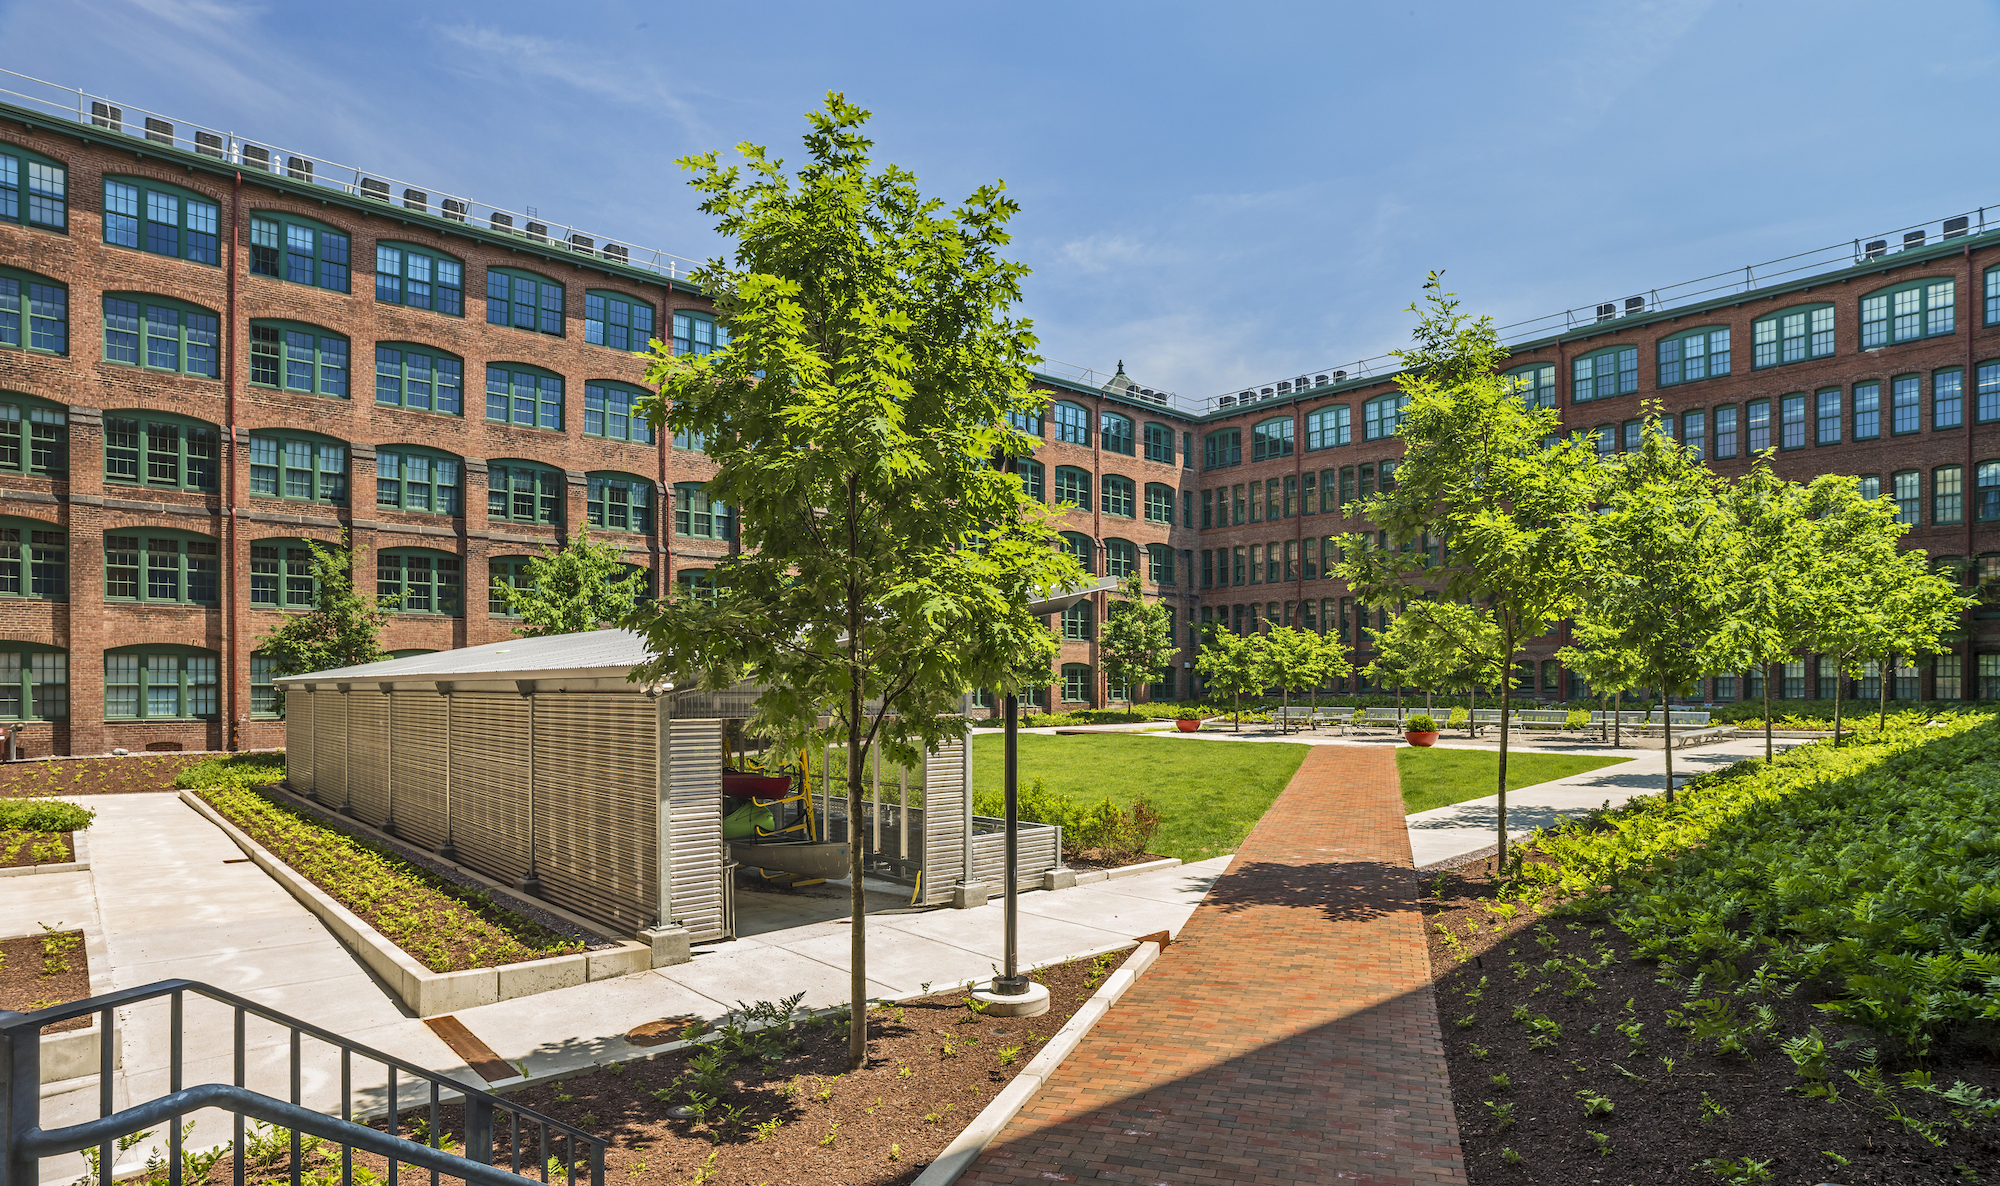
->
(1098, 573, 1177, 707)
(254, 536, 392, 711)
(1195, 624, 1264, 731)
(1364, 600, 1497, 715)
(495, 527, 647, 638)
(631, 95, 1078, 1071)
(1336, 275, 1601, 865)
(1258, 625, 1328, 733)
(1720, 460, 1816, 763)
(1302, 627, 1354, 719)
(1555, 637, 1644, 746)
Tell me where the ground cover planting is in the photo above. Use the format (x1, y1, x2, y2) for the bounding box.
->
(967, 732, 1308, 861)
(1397, 749, 1633, 815)
(0, 752, 223, 799)
(1426, 713, 2000, 1183)
(0, 797, 93, 869)
(0, 928, 91, 1033)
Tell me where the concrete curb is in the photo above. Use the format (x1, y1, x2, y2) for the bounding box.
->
(910, 938, 1164, 1186)
(0, 828, 89, 878)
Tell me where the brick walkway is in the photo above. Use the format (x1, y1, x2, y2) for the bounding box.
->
(964, 744, 1465, 1186)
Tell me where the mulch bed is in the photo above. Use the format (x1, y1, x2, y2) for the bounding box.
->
(0, 830, 74, 868)
(1064, 848, 1170, 872)
(0, 753, 228, 798)
(1424, 856, 2000, 1184)
(0, 930, 91, 1033)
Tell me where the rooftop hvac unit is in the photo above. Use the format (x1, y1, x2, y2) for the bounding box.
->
(1331, 370, 1346, 381)
(441, 198, 467, 223)
(490, 211, 515, 231)
(1903, 230, 1926, 250)
(569, 234, 595, 254)
(1261, 387, 1275, 398)
(360, 177, 390, 202)
(1945, 216, 1971, 239)
(1218, 394, 1237, 407)
(1624, 296, 1645, 316)
(286, 156, 314, 183)
(402, 189, 428, 213)
(1315, 373, 1330, 386)
(89, 101, 122, 132)
(194, 131, 225, 160)
(603, 243, 630, 263)
(526, 222, 549, 243)
(1595, 303, 1616, 322)
(144, 117, 174, 146)
(1239, 390, 1255, 402)
(240, 144, 271, 171)
(1865, 239, 1887, 260)
(1296, 375, 1311, 390)
(1276, 380, 1292, 394)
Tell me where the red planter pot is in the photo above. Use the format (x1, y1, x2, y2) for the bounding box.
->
(1405, 731, 1439, 747)
(1175, 718, 1202, 732)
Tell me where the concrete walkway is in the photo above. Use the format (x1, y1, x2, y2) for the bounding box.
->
(964, 743, 1464, 1186)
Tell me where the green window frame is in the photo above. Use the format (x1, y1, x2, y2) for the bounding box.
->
(105, 646, 217, 720)
(1779, 395, 1807, 449)
(1147, 543, 1176, 586)
(588, 473, 656, 534)
(1746, 398, 1771, 452)
(1061, 664, 1092, 703)
(102, 177, 219, 265)
(1362, 393, 1410, 439)
(377, 548, 463, 616)
(486, 364, 564, 430)
(249, 539, 320, 609)
(486, 268, 564, 335)
(250, 653, 280, 717)
(250, 321, 349, 397)
(1059, 531, 1093, 573)
(1061, 602, 1092, 641)
(248, 213, 349, 291)
(1985, 265, 2000, 326)
(103, 295, 219, 377)
(1105, 538, 1137, 578)
(673, 482, 734, 540)
(1935, 465, 1965, 525)
(1008, 408, 1043, 437)
(1815, 389, 1841, 445)
(1101, 474, 1135, 518)
(374, 242, 464, 315)
(1306, 405, 1350, 450)
(0, 145, 66, 231)
(675, 569, 717, 605)
(376, 447, 462, 515)
(673, 428, 706, 451)
(0, 395, 65, 477)
(1100, 411, 1134, 455)
(1571, 347, 1638, 403)
(1252, 417, 1294, 461)
(1203, 428, 1241, 470)
(1013, 458, 1044, 502)
(1892, 374, 1922, 435)
(584, 381, 656, 443)
(0, 644, 66, 721)
(1054, 466, 1090, 507)
(1656, 327, 1730, 386)
(0, 517, 65, 599)
(1936, 368, 1965, 429)
(105, 531, 219, 604)
(248, 431, 348, 504)
(1143, 483, 1174, 524)
(1977, 460, 2000, 522)
(374, 344, 464, 415)
(1051, 401, 1090, 446)
(670, 310, 727, 356)
(585, 290, 656, 352)
(1713, 408, 1737, 458)
(489, 461, 564, 526)
(0, 267, 67, 355)
(1862, 278, 1955, 347)
(490, 556, 535, 616)
(104, 412, 219, 491)
(1853, 381, 1882, 440)
(1143, 422, 1174, 463)
(1506, 363, 1556, 408)
(1751, 304, 1833, 368)
(1892, 470, 1920, 525)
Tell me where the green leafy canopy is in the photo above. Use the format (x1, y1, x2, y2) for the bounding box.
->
(253, 535, 392, 700)
(495, 527, 646, 638)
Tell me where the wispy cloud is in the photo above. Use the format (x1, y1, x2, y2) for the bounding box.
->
(1054, 234, 1154, 274)
(433, 23, 704, 136)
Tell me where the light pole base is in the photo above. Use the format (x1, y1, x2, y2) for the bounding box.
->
(969, 980, 1049, 1017)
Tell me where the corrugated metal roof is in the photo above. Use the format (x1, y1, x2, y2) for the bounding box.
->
(271, 629, 654, 685)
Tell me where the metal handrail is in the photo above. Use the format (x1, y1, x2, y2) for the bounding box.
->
(0, 979, 605, 1186)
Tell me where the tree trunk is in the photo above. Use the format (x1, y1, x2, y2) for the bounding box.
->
(1281, 684, 1291, 735)
(1662, 686, 1674, 803)
(1763, 662, 1774, 765)
(1496, 653, 1515, 867)
(846, 477, 867, 1073)
(1879, 653, 1890, 734)
(1832, 660, 1844, 747)
(1234, 689, 1242, 732)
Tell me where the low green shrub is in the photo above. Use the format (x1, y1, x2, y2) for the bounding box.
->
(1405, 714, 1439, 733)
(172, 752, 288, 790)
(1447, 707, 1469, 729)
(1564, 709, 1592, 730)
(0, 798, 94, 832)
(971, 778, 1164, 861)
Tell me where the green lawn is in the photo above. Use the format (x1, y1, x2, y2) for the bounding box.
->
(968, 734, 1309, 863)
(1396, 748, 1634, 814)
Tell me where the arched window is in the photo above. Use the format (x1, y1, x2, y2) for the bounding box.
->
(249, 212, 349, 291)
(374, 242, 464, 315)
(1147, 543, 1176, 585)
(104, 411, 219, 491)
(486, 363, 564, 430)
(1892, 470, 1921, 524)
(1051, 401, 1090, 445)
(489, 556, 534, 616)
(0, 643, 66, 721)
(250, 320, 349, 397)
(0, 266, 68, 355)
(486, 267, 564, 335)
(1976, 460, 2000, 521)
(584, 380, 655, 443)
(374, 344, 464, 414)
(1751, 303, 1834, 368)
(588, 473, 656, 533)
(249, 539, 320, 609)
(676, 568, 717, 605)
(671, 310, 728, 356)
(1061, 664, 1093, 703)
(1, 143, 67, 231)
(0, 517, 64, 598)
(378, 548, 463, 615)
(1655, 327, 1729, 386)
(489, 460, 563, 526)
(1503, 363, 1556, 409)
(1008, 407, 1043, 437)
(1143, 483, 1174, 523)
(1101, 475, 1135, 517)
(1012, 458, 1044, 502)
(1306, 406, 1349, 450)
(376, 447, 461, 514)
(249, 430, 348, 504)
(1862, 278, 1955, 348)
(1143, 422, 1174, 463)
(1, 393, 66, 477)
(1100, 411, 1134, 455)
(103, 176, 219, 264)
(1061, 601, 1092, 640)
(1203, 428, 1241, 470)
(584, 290, 656, 352)
(104, 530, 219, 604)
(1104, 538, 1137, 578)
(1571, 347, 1637, 403)
(1362, 393, 1410, 439)
(1985, 264, 2000, 327)
(1059, 531, 1094, 573)
(1053, 466, 1090, 507)
(103, 295, 219, 377)
(1935, 465, 1964, 524)
(1252, 417, 1294, 461)
(674, 483, 733, 540)
(105, 646, 218, 720)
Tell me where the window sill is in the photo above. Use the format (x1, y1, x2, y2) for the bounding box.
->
(374, 404, 467, 417)
(105, 717, 220, 724)
(374, 300, 465, 318)
(106, 363, 220, 381)
(105, 600, 220, 608)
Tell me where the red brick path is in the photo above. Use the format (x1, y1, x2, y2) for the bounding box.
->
(964, 744, 1465, 1186)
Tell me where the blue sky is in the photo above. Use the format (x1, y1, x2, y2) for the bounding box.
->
(5, 0, 1999, 402)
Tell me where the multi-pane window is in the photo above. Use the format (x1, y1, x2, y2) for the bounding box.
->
(1591, 425, 1615, 456)
(1252, 417, 1294, 461)
(103, 179, 219, 264)
(376, 449, 461, 514)
(1987, 265, 2000, 326)
(1059, 531, 1094, 573)
(1935, 465, 1964, 524)
(104, 414, 219, 490)
(374, 243, 464, 315)
(1008, 408, 1044, 437)
(249, 214, 350, 291)
(1362, 393, 1410, 438)
(378, 550, 463, 615)
(1681, 409, 1706, 459)
(1623, 419, 1644, 452)
(249, 540, 319, 608)
(670, 311, 727, 356)
(489, 557, 534, 616)
(1507, 364, 1556, 408)
(1892, 375, 1922, 434)
(0, 270, 67, 354)
(1857, 474, 1881, 501)
(673, 483, 734, 540)
(485, 269, 563, 335)
(248, 433, 348, 504)
(1052, 402, 1091, 446)
(584, 381, 655, 443)
(1144, 484, 1174, 524)
(104, 649, 217, 719)
(374, 345, 463, 414)
(1936, 368, 1965, 429)
(1061, 602, 1092, 641)
(0, 398, 64, 476)
(1105, 539, 1138, 579)
(1147, 543, 1176, 585)
(104, 533, 219, 604)
(1061, 664, 1092, 702)
(1054, 466, 1090, 507)
(1013, 458, 1044, 502)
(0, 148, 66, 230)
(1862, 279, 1955, 347)
(1571, 347, 1638, 402)
(0, 647, 65, 721)
(0, 521, 64, 598)
(1100, 412, 1134, 455)
(1306, 405, 1350, 450)
(1892, 470, 1921, 525)
(673, 429, 706, 451)
(1752, 305, 1834, 367)
(249, 322, 349, 397)
(1779, 396, 1807, 449)
(1203, 428, 1242, 469)
(1815, 390, 1841, 445)
(1746, 399, 1771, 452)
(1657, 328, 1730, 386)
(1979, 362, 2000, 423)
(486, 364, 564, 430)
(103, 296, 219, 377)
(588, 475, 655, 533)
(250, 653, 279, 717)
(675, 569, 718, 606)
(1101, 475, 1135, 517)
(1853, 382, 1882, 440)
(1977, 461, 2000, 521)
(1143, 422, 1174, 463)
(489, 462, 563, 526)
(585, 291, 656, 352)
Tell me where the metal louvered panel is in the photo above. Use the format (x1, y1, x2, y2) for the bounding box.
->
(532, 693, 658, 933)
(346, 692, 391, 827)
(447, 692, 533, 885)
(969, 822, 1060, 889)
(287, 690, 314, 793)
(312, 693, 348, 809)
(920, 731, 967, 904)
(666, 717, 724, 941)
(389, 691, 449, 851)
